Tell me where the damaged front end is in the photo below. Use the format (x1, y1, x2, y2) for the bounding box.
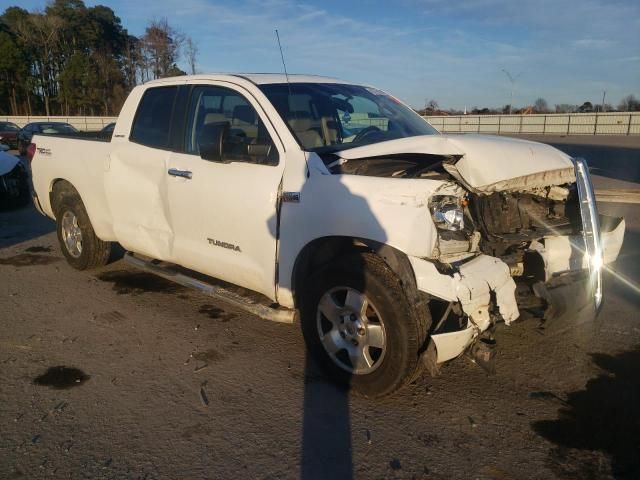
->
(325, 135, 624, 371)
(416, 157, 624, 371)
(467, 157, 622, 319)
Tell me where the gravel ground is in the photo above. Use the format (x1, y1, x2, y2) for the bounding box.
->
(1, 143, 639, 479)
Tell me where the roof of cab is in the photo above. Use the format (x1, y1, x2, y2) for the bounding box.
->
(144, 73, 356, 86)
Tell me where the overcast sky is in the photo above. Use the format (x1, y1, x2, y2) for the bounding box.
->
(18, 0, 640, 109)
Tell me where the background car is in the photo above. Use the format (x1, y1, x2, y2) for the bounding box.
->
(0, 151, 29, 210)
(0, 121, 20, 149)
(17, 122, 78, 155)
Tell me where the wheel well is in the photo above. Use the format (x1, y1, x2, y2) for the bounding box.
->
(291, 236, 420, 308)
(50, 179, 80, 217)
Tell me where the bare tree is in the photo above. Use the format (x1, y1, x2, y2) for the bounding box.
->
(185, 36, 198, 75)
(534, 97, 549, 113)
(618, 94, 640, 112)
(12, 12, 63, 116)
(555, 104, 577, 113)
(141, 18, 185, 80)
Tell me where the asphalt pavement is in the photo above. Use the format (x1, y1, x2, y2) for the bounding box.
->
(1, 139, 639, 479)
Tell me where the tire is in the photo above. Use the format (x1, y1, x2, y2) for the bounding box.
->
(55, 196, 111, 270)
(300, 252, 430, 398)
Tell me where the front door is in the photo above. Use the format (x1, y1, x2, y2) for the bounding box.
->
(166, 84, 285, 300)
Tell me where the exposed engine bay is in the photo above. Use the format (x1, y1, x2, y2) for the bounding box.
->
(322, 152, 454, 180)
(321, 151, 583, 277)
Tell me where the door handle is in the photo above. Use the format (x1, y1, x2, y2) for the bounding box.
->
(168, 168, 193, 179)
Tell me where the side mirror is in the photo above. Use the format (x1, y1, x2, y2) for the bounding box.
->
(198, 121, 229, 162)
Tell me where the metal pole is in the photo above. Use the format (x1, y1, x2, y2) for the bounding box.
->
(510, 89, 514, 115)
(502, 68, 523, 115)
(627, 114, 632, 136)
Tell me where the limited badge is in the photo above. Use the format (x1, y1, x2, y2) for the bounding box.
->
(282, 192, 301, 203)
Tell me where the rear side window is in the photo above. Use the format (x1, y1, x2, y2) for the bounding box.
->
(130, 87, 177, 149)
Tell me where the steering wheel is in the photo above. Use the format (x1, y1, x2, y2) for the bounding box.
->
(352, 125, 381, 143)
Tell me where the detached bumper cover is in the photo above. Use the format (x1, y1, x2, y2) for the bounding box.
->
(409, 254, 518, 363)
(532, 215, 624, 280)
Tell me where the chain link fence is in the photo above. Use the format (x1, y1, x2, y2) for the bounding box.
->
(3, 112, 640, 135)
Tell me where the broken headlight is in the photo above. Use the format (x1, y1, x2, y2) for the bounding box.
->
(430, 195, 464, 231)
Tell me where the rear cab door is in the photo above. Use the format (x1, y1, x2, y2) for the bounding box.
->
(105, 85, 179, 260)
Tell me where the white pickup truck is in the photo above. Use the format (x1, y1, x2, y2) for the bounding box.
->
(30, 74, 625, 397)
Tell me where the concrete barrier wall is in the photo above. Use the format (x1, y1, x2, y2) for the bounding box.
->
(3, 112, 639, 135)
(424, 112, 640, 135)
(0, 116, 118, 131)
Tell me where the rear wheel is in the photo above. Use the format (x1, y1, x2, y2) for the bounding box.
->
(301, 253, 430, 398)
(55, 197, 111, 270)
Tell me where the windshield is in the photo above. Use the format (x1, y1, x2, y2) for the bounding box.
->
(259, 83, 438, 153)
(0, 122, 19, 132)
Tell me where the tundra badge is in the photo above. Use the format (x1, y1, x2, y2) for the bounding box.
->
(207, 238, 241, 252)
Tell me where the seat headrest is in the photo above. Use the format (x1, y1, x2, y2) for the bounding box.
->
(203, 112, 226, 124)
(287, 116, 314, 132)
(232, 105, 256, 125)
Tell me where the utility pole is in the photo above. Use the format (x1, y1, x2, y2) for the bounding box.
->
(601, 90, 607, 112)
(501, 68, 523, 114)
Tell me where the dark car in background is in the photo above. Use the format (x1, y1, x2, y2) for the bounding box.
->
(100, 122, 116, 135)
(17, 122, 78, 155)
(0, 121, 20, 149)
(0, 150, 29, 210)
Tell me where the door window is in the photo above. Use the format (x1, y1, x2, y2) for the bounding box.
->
(130, 86, 178, 149)
(184, 86, 278, 166)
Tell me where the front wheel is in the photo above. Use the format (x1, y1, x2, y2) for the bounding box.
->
(55, 197, 111, 270)
(300, 253, 430, 398)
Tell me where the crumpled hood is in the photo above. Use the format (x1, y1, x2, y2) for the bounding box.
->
(337, 134, 576, 193)
(0, 151, 21, 176)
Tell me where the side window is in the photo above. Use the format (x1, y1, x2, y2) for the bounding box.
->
(130, 86, 178, 149)
(184, 86, 278, 166)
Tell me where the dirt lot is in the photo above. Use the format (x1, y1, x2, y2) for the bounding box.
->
(1, 140, 639, 479)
